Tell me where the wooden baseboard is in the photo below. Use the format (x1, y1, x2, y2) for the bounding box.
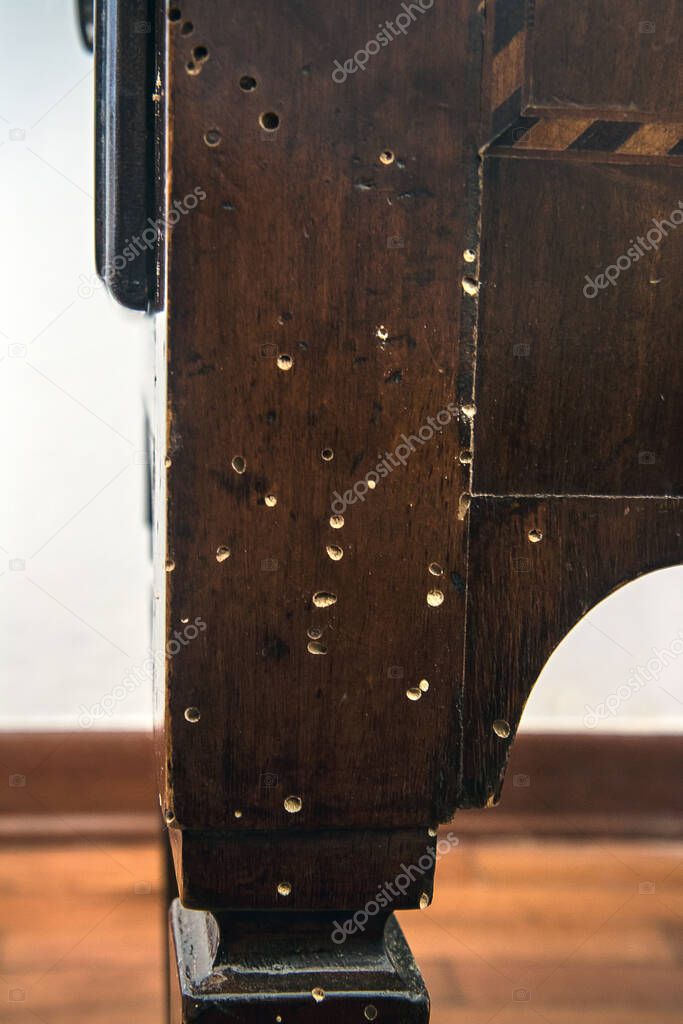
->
(456, 732, 683, 838)
(0, 731, 680, 839)
(0, 731, 156, 841)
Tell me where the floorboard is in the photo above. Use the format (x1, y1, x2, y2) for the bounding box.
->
(1, 837, 681, 1023)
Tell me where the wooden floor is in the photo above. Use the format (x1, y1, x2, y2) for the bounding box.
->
(1, 837, 681, 1023)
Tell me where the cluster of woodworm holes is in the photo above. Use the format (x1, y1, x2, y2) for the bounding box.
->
(170, 10, 412, 185)
(166, 0, 551, 868)
(170, 8, 281, 133)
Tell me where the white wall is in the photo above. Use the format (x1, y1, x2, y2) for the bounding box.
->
(526, 566, 683, 733)
(0, 0, 153, 730)
(1, 0, 681, 735)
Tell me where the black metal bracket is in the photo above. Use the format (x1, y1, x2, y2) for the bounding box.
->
(95, 0, 161, 311)
(76, 0, 94, 50)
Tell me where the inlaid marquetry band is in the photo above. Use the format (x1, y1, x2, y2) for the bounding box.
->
(487, 0, 683, 156)
(489, 0, 530, 137)
(490, 117, 683, 156)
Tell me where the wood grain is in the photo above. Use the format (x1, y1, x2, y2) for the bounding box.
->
(527, 0, 683, 119)
(170, 826, 437, 911)
(474, 156, 683, 497)
(153, 0, 683, 903)
(162, 1, 477, 882)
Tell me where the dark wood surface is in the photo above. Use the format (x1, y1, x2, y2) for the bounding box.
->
(170, 826, 437, 910)
(474, 157, 683, 497)
(155, 1, 683, 881)
(170, 904, 429, 1023)
(163, 0, 475, 845)
(527, 0, 683, 119)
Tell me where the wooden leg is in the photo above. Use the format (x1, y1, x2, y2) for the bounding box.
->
(169, 905, 428, 1022)
(93, 1, 683, 1020)
(148, 1, 471, 1015)
(165, 825, 439, 1019)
